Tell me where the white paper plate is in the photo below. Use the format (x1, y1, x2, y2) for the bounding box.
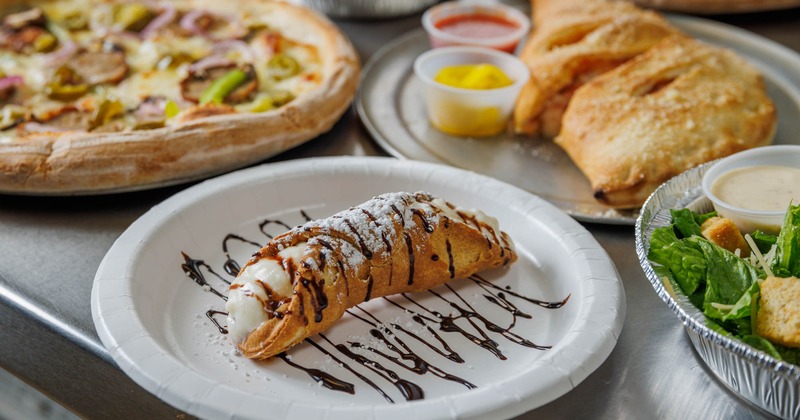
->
(91, 157, 625, 419)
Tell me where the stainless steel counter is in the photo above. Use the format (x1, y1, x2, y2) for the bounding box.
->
(1, 5, 799, 419)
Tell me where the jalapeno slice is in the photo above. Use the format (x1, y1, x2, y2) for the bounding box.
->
(267, 53, 300, 80)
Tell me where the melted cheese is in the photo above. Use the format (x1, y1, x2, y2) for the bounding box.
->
(1, 0, 326, 142)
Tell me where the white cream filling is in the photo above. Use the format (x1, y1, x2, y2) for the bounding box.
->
(225, 242, 306, 344)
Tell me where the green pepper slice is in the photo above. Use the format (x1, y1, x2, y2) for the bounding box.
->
(199, 69, 248, 105)
(114, 4, 154, 32)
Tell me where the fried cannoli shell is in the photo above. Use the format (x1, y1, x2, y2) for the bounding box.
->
(236, 192, 517, 359)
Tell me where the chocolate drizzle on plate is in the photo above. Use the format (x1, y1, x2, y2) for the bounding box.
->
(179, 209, 570, 403)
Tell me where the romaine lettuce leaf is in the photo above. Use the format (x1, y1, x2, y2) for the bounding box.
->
(692, 238, 764, 321)
(775, 344, 800, 366)
(750, 230, 777, 255)
(772, 204, 800, 277)
(648, 227, 706, 295)
(671, 208, 703, 238)
(693, 210, 718, 226)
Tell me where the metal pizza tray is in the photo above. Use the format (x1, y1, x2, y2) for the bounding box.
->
(356, 16, 800, 225)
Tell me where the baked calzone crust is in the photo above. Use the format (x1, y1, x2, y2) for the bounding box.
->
(556, 35, 777, 208)
(513, 0, 678, 137)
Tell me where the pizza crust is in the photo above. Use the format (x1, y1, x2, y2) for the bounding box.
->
(0, 1, 360, 194)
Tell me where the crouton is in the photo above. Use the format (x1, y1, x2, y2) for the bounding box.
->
(701, 216, 750, 257)
(756, 276, 800, 348)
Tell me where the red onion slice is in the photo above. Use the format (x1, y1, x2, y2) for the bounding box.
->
(187, 55, 234, 73)
(0, 76, 24, 91)
(212, 39, 254, 63)
(179, 9, 207, 36)
(43, 40, 78, 67)
(179, 9, 247, 40)
(140, 4, 176, 39)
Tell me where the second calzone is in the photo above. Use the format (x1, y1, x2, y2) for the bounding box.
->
(556, 35, 777, 208)
(512, 0, 678, 137)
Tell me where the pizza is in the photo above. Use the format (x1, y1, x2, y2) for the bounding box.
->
(0, 0, 359, 194)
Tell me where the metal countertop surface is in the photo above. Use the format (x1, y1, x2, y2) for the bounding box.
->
(1, 4, 799, 419)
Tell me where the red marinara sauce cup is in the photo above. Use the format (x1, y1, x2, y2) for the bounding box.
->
(422, 1, 531, 53)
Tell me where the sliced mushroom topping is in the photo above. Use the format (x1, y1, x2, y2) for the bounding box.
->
(38, 106, 92, 131)
(3, 7, 46, 30)
(0, 7, 59, 54)
(0, 74, 24, 103)
(68, 47, 129, 85)
(17, 106, 91, 135)
(132, 96, 168, 129)
(181, 63, 257, 104)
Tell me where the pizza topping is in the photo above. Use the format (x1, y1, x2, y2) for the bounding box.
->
(212, 40, 255, 64)
(139, 4, 176, 39)
(179, 9, 247, 41)
(59, 12, 89, 31)
(45, 65, 89, 101)
(0, 75, 24, 102)
(131, 96, 168, 129)
(113, 3, 155, 33)
(235, 90, 296, 113)
(199, 69, 248, 105)
(1, 8, 61, 54)
(1, 105, 27, 131)
(26, 105, 91, 133)
(89, 97, 124, 130)
(181, 64, 257, 104)
(267, 53, 301, 80)
(188, 54, 234, 73)
(68, 46, 129, 85)
(3, 8, 47, 31)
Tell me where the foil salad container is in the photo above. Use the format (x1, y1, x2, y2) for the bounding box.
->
(635, 162, 800, 419)
(301, 0, 439, 18)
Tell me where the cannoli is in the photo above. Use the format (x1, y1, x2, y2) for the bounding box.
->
(512, 0, 678, 137)
(226, 192, 517, 359)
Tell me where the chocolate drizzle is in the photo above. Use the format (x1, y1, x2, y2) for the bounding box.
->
(346, 307, 475, 389)
(364, 275, 374, 302)
(278, 351, 355, 394)
(221, 234, 261, 276)
(404, 232, 414, 285)
(411, 208, 434, 233)
(179, 207, 571, 403)
(446, 239, 455, 279)
(206, 310, 229, 334)
(309, 336, 394, 402)
(181, 252, 229, 300)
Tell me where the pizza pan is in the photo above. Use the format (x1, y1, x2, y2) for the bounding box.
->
(356, 15, 800, 225)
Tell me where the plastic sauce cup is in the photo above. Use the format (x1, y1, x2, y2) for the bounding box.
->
(414, 46, 530, 137)
(422, 1, 530, 53)
(702, 145, 800, 234)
